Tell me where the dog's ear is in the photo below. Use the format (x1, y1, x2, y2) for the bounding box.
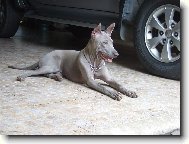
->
(106, 23, 115, 36)
(91, 23, 101, 38)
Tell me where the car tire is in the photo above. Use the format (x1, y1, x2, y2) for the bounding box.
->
(0, 0, 23, 38)
(134, 0, 180, 80)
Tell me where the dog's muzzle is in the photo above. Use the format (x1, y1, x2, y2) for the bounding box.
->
(98, 51, 118, 62)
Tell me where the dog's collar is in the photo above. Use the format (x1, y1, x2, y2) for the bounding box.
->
(83, 49, 105, 72)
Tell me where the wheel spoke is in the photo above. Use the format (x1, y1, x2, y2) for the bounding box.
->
(147, 36, 162, 49)
(161, 40, 172, 62)
(149, 15, 165, 31)
(172, 21, 180, 32)
(172, 36, 180, 51)
(165, 7, 174, 29)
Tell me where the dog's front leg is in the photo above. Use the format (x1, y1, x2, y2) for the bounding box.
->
(86, 78, 122, 101)
(106, 79, 138, 98)
(97, 67, 138, 98)
(79, 60, 122, 101)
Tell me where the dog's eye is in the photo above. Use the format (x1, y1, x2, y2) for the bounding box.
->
(103, 41, 108, 45)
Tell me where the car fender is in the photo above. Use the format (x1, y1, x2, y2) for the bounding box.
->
(119, 0, 144, 40)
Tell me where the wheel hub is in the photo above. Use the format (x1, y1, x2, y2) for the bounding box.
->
(165, 30, 172, 38)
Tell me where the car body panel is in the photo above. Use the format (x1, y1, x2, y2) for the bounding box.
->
(34, 0, 120, 13)
(26, 0, 120, 27)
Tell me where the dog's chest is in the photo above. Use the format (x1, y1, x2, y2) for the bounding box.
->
(62, 62, 84, 84)
(63, 70, 84, 84)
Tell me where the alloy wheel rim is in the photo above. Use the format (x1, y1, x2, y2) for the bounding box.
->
(145, 4, 180, 63)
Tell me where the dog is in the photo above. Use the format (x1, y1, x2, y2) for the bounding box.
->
(8, 23, 138, 101)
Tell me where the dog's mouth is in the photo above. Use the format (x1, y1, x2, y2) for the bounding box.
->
(99, 52, 113, 63)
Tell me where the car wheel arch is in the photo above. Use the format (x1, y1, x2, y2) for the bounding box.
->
(119, 0, 145, 40)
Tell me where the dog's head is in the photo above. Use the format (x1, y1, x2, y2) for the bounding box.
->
(91, 23, 119, 62)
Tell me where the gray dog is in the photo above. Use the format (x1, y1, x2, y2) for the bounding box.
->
(9, 23, 138, 101)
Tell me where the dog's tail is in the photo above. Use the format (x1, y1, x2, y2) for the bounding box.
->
(8, 62, 39, 70)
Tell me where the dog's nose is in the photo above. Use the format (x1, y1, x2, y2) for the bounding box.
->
(113, 52, 119, 58)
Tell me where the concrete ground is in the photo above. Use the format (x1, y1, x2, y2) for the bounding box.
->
(0, 25, 180, 135)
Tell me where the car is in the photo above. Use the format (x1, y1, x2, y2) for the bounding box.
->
(0, 0, 180, 80)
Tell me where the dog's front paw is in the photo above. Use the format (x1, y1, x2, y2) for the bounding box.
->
(17, 76, 25, 81)
(109, 91, 122, 101)
(55, 75, 63, 82)
(114, 95, 122, 101)
(125, 90, 138, 98)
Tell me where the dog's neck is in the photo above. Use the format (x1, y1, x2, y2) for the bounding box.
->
(83, 39, 105, 71)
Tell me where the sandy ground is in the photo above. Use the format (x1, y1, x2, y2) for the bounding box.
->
(0, 26, 180, 135)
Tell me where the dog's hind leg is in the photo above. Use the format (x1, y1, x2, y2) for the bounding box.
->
(46, 72, 63, 81)
(16, 66, 59, 81)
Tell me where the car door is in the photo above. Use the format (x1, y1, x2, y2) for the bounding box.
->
(36, 0, 119, 13)
(27, 0, 120, 27)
